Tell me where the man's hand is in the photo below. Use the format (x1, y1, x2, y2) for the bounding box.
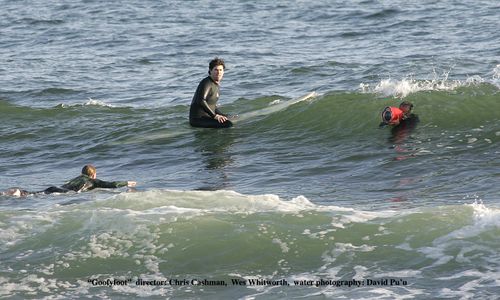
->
(214, 114, 228, 123)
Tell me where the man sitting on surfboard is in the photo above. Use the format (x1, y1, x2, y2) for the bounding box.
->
(1, 164, 136, 197)
(189, 57, 233, 128)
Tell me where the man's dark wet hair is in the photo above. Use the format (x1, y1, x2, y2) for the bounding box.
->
(208, 57, 225, 74)
(399, 101, 414, 110)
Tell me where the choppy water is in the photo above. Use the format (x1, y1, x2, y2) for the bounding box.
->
(1, 0, 499, 299)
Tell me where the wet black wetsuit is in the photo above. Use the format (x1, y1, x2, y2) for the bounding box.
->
(189, 76, 233, 128)
(390, 114, 420, 143)
(42, 174, 128, 194)
(3, 175, 129, 196)
(391, 114, 419, 133)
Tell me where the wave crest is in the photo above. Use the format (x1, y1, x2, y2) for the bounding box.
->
(360, 77, 481, 98)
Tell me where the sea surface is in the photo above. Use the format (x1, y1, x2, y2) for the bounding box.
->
(1, 0, 499, 299)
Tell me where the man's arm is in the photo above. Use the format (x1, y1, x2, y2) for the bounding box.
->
(92, 179, 136, 189)
(198, 81, 217, 118)
(199, 87, 227, 123)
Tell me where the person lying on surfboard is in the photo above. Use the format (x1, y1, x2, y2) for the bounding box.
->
(189, 57, 233, 128)
(1, 164, 136, 197)
(380, 101, 419, 127)
(379, 101, 420, 147)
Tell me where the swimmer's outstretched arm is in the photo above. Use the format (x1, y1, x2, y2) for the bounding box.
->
(92, 179, 137, 189)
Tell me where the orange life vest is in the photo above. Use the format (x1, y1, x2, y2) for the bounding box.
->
(381, 106, 404, 124)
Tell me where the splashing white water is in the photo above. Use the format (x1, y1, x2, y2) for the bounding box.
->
(360, 69, 488, 98)
(493, 64, 500, 88)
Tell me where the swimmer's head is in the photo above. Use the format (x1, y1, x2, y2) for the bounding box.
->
(82, 164, 97, 179)
(381, 106, 404, 125)
(399, 101, 414, 114)
(208, 57, 225, 74)
(208, 57, 225, 83)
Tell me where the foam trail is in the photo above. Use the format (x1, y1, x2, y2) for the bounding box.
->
(234, 92, 317, 122)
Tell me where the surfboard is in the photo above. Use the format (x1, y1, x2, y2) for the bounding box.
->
(233, 91, 318, 123)
(114, 92, 318, 145)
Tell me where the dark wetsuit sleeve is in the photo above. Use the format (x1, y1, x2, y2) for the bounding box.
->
(92, 179, 128, 189)
(199, 83, 217, 118)
(215, 107, 225, 116)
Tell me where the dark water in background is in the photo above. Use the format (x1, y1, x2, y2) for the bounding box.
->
(1, 0, 499, 299)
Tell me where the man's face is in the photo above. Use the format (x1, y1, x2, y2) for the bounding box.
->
(210, 65, 224, 83)
(400, 104, 412, 114)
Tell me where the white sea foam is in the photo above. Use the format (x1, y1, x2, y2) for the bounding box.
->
(272, 238, 290, 253)
(107, 190, 324, 214)
(0, 213, 57, 252)
(360, 71, 487, 98)
(84, 98, 115, 107)
(376, 270, 422, 278)
(58, 98, 116, 108)
(468, 201, 500, 229)
(105, 190, 405, 236)
(493, 64, 500, 88)
(418, 202, 500, 270)
(436, 269, 498, 300)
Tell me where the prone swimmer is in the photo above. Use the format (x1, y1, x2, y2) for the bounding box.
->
(380, 101, 416, 127)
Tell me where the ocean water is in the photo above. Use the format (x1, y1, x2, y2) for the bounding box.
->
(1, 0, 499, 299)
